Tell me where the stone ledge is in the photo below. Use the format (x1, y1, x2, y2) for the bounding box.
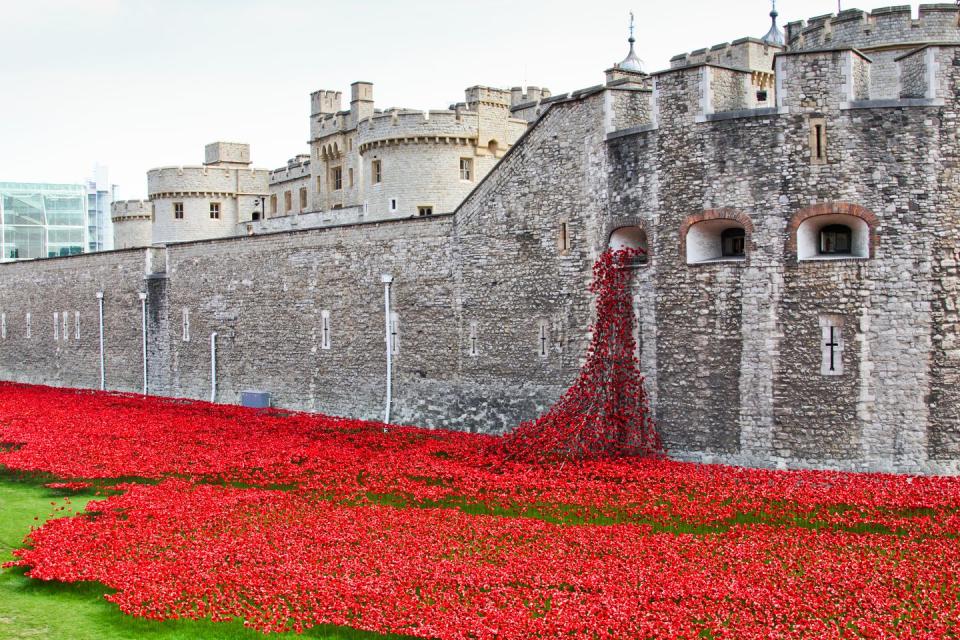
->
(698, 106, 783, 123)
(842, 98, 946, 109)
(604, 123, 658, 141)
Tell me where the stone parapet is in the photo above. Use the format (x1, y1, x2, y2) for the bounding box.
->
(357, 111, 480, 150)
(786, 5, 960, 51)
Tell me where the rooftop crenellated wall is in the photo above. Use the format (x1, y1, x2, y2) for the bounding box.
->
(148, 167, 270, 197)
(786, 5, 960, 51)
(670, 38, 782, 73)
(110, 199, 153, 221)
(357, 110, 480, 148)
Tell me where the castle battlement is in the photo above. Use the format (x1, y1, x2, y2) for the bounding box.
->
(148, 166, 269, 197)
(649, 42, 957, 123)
(786, 4, 960, 51)
(310, 90, 343, 117)
(357, 109, 479, 148)
(110, 199, 153, 221)
(269, 156, 311, 183)
(670, 37, 782, 75)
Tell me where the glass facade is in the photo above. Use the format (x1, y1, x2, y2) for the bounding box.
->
(86, 165, 115, 253)
(0, 182, 88, 261)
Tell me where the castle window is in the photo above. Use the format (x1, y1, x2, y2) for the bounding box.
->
(488, 140, 499, 155)
(372, 160, 382, 184)
(721, 228, 746, 257)
(62, 311, 68, 342)
(686, 219, 747, 264)
(468, 321, 479, 357)
(418, 206, 433, 217)
(270, 194, 278, 214)
(209, 202, 221, 220)
(558, 221, 571, 253)
(460, 158, 473, 181)
(299, 187, 308, 211)
(797, 214, 869, 261)
(537, 320, 549, 358)
(331, 167, 343, 191)
(809, 117, 827, 165)
(819, 315, 844, 376)
(609, 226, 649, 267)
(53, 312, 59, 341)
(349, 168, 354, 188)
(756, 90, 768, 103)
(182, 308, 190, 342)
(316, 176, 322, 193)
(74, 312, 80, 340)
(390, 199, 398, 212)
(174, 202, 184, 220)
(321, 310, 331, 350)
(820, 225, 852, 255)
(26, 313, 31, 339)
(284, 191, 292, 213)
(389, 312, 400, 355)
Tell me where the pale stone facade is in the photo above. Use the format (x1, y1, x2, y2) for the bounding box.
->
(110, 200, 152, 250)
(127, 142, 271, 247)
(257, 82, 550, 235)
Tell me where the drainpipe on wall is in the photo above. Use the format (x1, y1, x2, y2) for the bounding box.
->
(96, 291, 105, 391)
(381, 274, 394, 424)
(138, 292, 147, 395)
(210, 332, 218, 403)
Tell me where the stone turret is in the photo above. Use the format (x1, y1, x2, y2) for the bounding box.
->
(111, 200, 153, 249)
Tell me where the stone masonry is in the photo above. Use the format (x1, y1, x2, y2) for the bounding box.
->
(3, 6, 960, 475)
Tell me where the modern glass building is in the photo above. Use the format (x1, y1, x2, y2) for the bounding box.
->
(86, 166, 115, 253)
(0, 182, 88, 261)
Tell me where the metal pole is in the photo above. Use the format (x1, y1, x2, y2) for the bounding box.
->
(210, 332, 218, 403)
(138, 292, 147, 395)
(96, 291, 105, 391)
(381, 274, 393, 424)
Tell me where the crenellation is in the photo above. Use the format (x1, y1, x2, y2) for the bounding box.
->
(787, 4, 960, 52)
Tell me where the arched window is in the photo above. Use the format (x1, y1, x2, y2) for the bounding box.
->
(820, 224, 852, 255)
(609, 226, 649, 267)
(488, 140, 499, 155)
(721, 228, 746, 257)
(686, 219, 747, 264)
(796, 214, 868, 260)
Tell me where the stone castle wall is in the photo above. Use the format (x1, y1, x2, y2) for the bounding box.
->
(3, 37, 960, 475)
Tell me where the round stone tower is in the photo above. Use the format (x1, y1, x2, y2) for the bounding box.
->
(111, 200, 153, 249)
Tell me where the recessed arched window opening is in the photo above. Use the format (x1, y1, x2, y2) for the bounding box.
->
(797, 214, 869, 260)
(488, 139, 499, 155)
(609, 226, 649, 267)
(686, 219, 748, 264)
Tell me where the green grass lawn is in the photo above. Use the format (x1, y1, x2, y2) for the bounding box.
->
(0, 473, 400, 640)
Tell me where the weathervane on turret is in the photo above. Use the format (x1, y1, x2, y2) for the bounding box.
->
(616, 11, 645, 73)
(762, 0, 786, 46)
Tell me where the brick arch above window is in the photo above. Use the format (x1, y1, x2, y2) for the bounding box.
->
(679, 209, 755, 263)
(787, 202, 879, 260)
(603, 216, 651, 246)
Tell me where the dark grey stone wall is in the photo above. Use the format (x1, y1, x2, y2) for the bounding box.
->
(0, 250, 148, 393)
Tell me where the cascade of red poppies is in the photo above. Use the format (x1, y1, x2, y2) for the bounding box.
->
(501, 248, 663, 462)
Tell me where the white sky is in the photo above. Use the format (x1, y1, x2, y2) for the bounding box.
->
(0, 0, 917, 199)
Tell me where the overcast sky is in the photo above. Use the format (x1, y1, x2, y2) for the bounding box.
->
(0, 0, 917, 199)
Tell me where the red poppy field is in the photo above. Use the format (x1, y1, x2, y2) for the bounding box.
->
(1, 382, 959, 639)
